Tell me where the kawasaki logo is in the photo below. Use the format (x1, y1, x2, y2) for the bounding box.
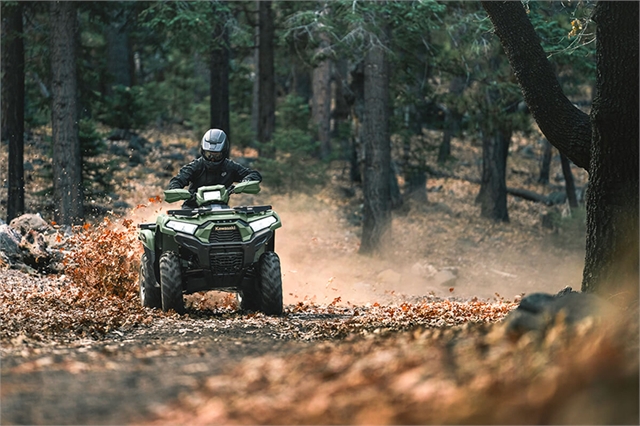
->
(214, 225, 235, 231)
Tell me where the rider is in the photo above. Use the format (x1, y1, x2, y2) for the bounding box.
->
(169, 129, 262, 206)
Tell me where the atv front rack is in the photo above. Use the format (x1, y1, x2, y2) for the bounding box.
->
(167, 205, 273, 217)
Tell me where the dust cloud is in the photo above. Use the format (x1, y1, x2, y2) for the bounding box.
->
(271, 192, 585, 306)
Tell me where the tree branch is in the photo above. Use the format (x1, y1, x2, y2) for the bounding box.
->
(481, 1, 591, 171)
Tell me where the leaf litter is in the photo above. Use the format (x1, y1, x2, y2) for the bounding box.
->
(1, 128, 637, 424)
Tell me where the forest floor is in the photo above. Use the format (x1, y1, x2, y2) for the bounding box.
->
(1, 126, 638, 424)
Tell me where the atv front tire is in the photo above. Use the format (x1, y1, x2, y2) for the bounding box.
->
(139, 253, 161, 308)
(159, 251, 185, 314)
(258, 252, 283, 315)
(238, 273, 262, 312)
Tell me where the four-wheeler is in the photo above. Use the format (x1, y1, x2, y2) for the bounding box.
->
(137, 181, 283, 315)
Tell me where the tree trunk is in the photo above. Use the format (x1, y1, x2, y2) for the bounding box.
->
(256, 0, 275, 154)
(2, 2, 25, 222)
(312, 40, 332, 160)
(332, 58, 350, 161)
(538, 138, 552, 184)
(348, 61, 365, 183)
(560, 154, 578, 208)
(402, 105, 427, 203)
(50, 1, 83, 225)
(482, 1, 639, 299)
(105, 10, 132, 90)
(481, 1, 591, 171)
(359, 45, 391, 254)
(477, 130, 510, 222)
(438, 76, 466, 164)
(251, 14, 259, 138)
(210, 9, 230, 137)
(582, 1, 639, 297)
(390, 161, 403, 210)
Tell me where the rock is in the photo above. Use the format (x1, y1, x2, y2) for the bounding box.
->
(411, 262, 437, 277)
(432, 269, 457, 287)
(547, 191, 567, 206)
(9, 213, 50, 235)
(441, 266, 459, 276)
(503, 287, 614, 340)
(19, 230, 52, 272)
(0, 250, 11, 268)
(377, 269, 401, 285)
(0, 224, 22, 261)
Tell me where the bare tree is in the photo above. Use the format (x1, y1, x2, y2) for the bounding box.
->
(312, 35, 332, 160)
(50, 1, 84, 225)
(2, 2, 25, 222)
(210, 4, 230, 136)
(256, 0, 275, 153)
(359, 44, 391, 254)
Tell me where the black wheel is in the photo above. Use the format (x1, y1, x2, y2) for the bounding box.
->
(237, 276, 262, 312)
(139, 253, 161, 308)
(159, 251, 185, 314)
(258, 252, 283, 315)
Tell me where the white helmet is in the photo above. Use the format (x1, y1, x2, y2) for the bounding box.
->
(200, 129, 229, 165)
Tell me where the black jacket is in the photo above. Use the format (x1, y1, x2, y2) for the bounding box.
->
(168, 157, 262, 192)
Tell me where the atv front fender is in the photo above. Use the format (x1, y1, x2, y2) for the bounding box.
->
(138, 229, 156, 253)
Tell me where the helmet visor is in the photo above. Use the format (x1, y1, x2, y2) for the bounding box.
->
(202, 139, 225, 152)
(203, 150, 224, 162)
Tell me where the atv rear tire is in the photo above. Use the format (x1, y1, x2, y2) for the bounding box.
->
(139, 253, 161, 308)
(159, 251, 185, 314)
(258, 252, 283, 315)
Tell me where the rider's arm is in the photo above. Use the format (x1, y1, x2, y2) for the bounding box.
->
(168, 159, 198, 189)
(229, 161, 262, 183)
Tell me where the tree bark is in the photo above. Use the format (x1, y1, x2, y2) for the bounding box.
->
(582, 1, 638, 297)
(2, 3, 25, 222)
(348, 61, 365, 183)
(256, 0, 275, 154)
(332, 58, 350, 161)
(360, 45, 391, 254)
(50, 1, 84, 225)
(538, 138, 552, 184)
(210, 8, 230, 137)
(437, 76, 465, 164)
(481, 1, 591, 171)
(402, 105, 427, 203)
(477, 130, 510, 222)
(483, 1, 639, 298)
(312, 39, 332, 160)
(560, 154, 578, 208)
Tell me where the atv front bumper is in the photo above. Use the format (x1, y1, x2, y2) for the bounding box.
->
(173, 228, 274, 293)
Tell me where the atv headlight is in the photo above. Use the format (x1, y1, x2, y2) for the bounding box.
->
(166, 220, 198, 235)
(249, 216, 277, 233)
(203, 190, 222, 201)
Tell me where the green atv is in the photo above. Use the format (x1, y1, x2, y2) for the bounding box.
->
(137, 181, 283, 315)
